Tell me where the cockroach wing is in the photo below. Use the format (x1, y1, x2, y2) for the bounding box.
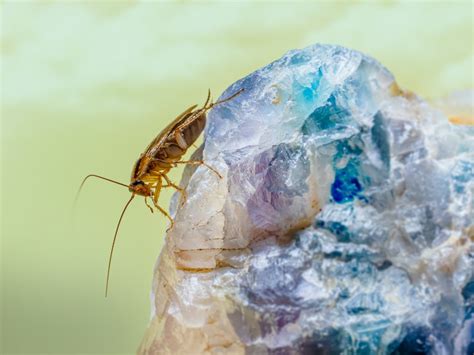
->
(143, 104, 198, 158)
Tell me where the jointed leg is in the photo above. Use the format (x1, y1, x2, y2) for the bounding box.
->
(207, 88, 244, 110)
(153, 202, 173, 230)
(144, 197, 154, 213)
(152, 178, 174, 229)
(174, 160, 222, 179)
(152, 158, 220, 178)
(162, 174, 187, 204)
(142, 180, 170, 214)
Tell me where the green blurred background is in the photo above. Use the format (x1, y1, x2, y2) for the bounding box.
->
(1, 1, 472, 354)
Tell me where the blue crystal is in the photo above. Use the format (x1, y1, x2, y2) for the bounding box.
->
(331, 160, 363, 203)
(205, 44, 473, 353)
(144, 44, 474, 354)
(302, 94, 350, 134)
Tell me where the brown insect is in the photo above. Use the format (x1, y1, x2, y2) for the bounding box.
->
(76, 88, 243, 296)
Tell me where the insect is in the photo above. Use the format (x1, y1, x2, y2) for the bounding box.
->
(76, 88, 244, 296)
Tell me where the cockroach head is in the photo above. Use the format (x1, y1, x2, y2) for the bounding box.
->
(129, 180, 151, 196)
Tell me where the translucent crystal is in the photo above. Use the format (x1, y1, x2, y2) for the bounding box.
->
(139, 44, 473, 354)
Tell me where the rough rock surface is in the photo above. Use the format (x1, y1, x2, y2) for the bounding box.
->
(139, 44, 473, 354)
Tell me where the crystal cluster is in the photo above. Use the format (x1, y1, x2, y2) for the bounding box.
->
(139, 44, 473, 354)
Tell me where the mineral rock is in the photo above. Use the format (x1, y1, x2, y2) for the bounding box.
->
(139, 44, 473, 354)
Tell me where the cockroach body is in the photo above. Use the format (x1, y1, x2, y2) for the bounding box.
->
(76, 88, 243, 296)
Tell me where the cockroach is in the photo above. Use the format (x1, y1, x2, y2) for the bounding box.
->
(76, 88, 244, 296)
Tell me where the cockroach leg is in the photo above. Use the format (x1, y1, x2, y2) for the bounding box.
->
(162, 174, 187, 205)
(144, 197, 154, 213)
(153, 178, 162, 204)
(175, 160, 222, 179)
(206, 88, 244, 110)
(152, 179, 174, 228)
(152, 197, 174, 229)
(154, 202, 174, 230)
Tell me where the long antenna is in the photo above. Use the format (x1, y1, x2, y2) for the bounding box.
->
(105, 194, 135, 297)
(74, 174, 129, 208)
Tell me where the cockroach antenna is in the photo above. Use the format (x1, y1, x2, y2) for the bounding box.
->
(105, 194, 135, 297)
